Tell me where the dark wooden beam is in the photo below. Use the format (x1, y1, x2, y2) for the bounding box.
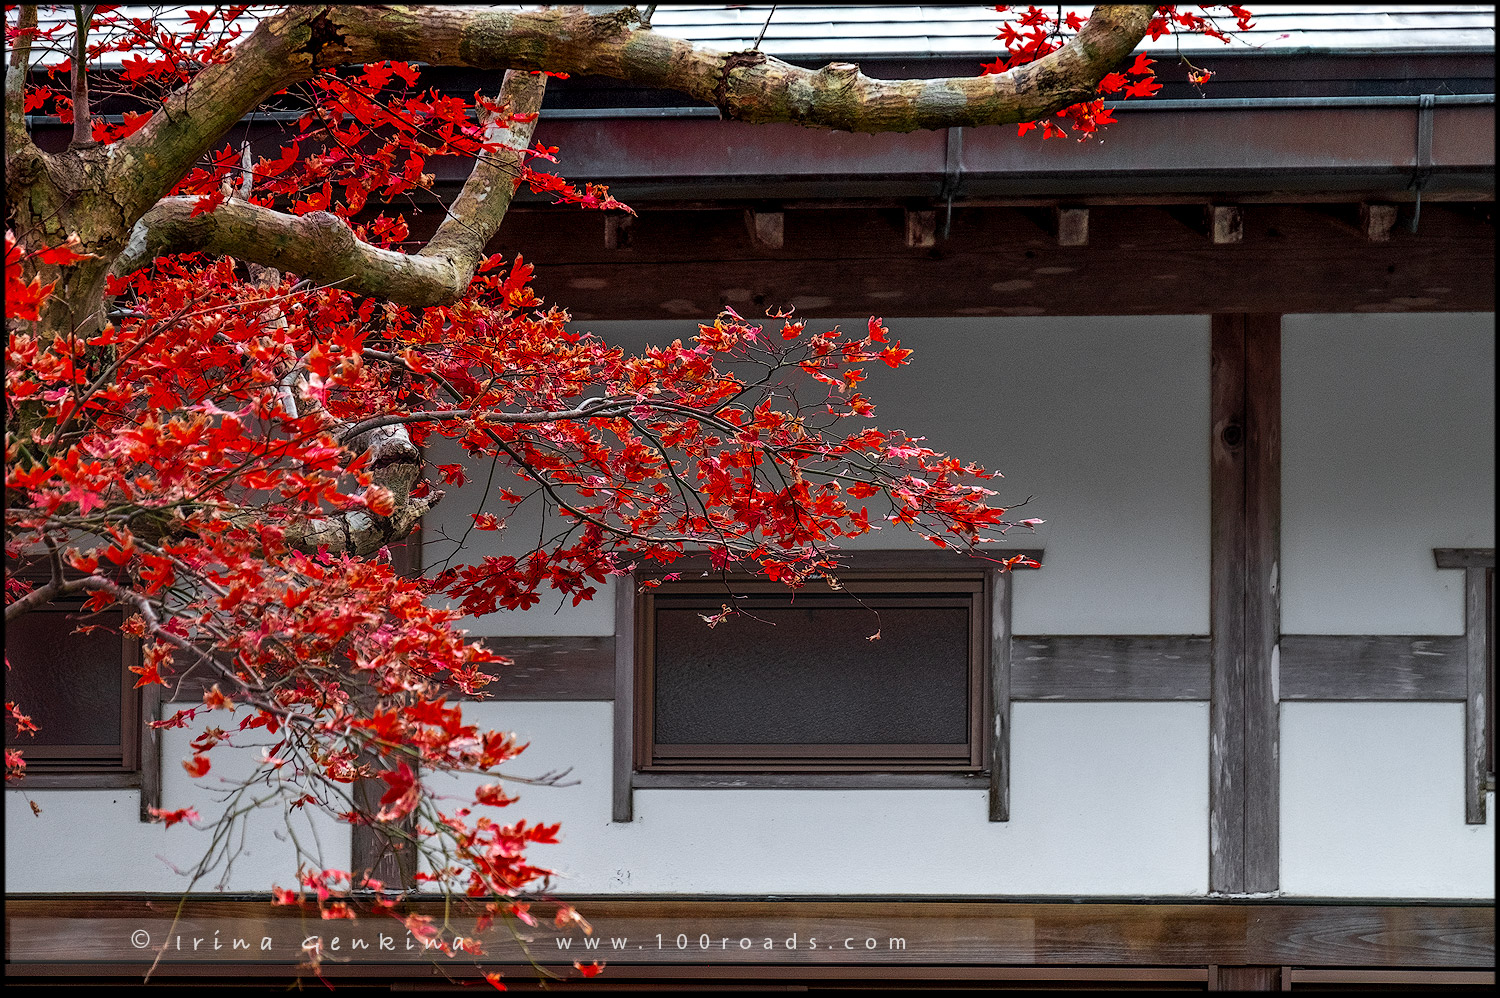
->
(490, 204, 1494, 318)
(1010, 636, 1211, 700)
(471, 636, 614, 699)
(137, 685, 163, 821)
(7, 897, 1493, 973)
(632, 772, 988, 789)
(1435, 548, 1496, 569)
(1433, 548, 1494, 824)
(451, 631, 1473, 704)
(1279, 635, 1467, 700)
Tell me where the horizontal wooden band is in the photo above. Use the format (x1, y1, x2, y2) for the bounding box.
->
(1279, 634, 1467, 701)
(4, 898, 1491, 971)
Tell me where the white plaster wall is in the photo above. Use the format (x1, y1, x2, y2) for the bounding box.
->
(1281, 703, 1494, 898)
(430, 700, 1209, 895)
(5, 702, 349, 893)
(451, 315, 1210, 637)
(1281, 312, 1495, 635)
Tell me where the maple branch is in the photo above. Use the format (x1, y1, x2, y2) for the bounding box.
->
(112, 70, 542, 307)
(103, 5, 327, 222)
(419, 69, 544, 297)
(113, 198, 463, 305)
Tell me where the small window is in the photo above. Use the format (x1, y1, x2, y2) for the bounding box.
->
(633, 569, 990, 774)
(5, 599, 141, 776)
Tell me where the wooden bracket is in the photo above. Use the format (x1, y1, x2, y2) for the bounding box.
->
(1360, 202, 1399, 242)
(744, 209, 784, 249)
(1207, 204, 1243, 244)
(604, 213, 634, 250)
(1055, 206, 1089, 247)
(904, 208, 936, 248)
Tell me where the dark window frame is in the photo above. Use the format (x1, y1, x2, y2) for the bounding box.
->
(612, 549, 1040, 822)
(635, 576, 990, 774)
(4, 567, 162, 815)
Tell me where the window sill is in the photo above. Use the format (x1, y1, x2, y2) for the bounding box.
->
(7, 771, 142, 790)
(632, 771, 990, 790)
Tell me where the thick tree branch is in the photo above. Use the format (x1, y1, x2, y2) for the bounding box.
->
(102, 3, 1148, 235)
(91, 5, 1146, 306)
(113, 198, 471, 305)
(103, 5, 329, 221)
(419, 69, 544, 291)
(112, 70, 543, 307)
(325, 4, 1154, 132)
(5, 6, 42, 174)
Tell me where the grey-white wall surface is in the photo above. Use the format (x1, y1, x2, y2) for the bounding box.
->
(1281, 312, 1495, 634)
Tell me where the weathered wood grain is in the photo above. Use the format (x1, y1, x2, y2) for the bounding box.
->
(471, 636, 615, 700)
(1209, 315, 1248, 895)
(1278, 635, 1467, 700)
(1434, 548, 1495, 570)
(1464, 566, 1490, 824)
(1242, 313, 1281, 894)
(1010, 636, 1211, 700)
(989, 569, 1011, 822)
(632, 772, 990, 789)
(5, 898, 1492, 973)
(493, 204, 1495, 319)
(1055, 206, 1089, 246)
(613, 578, 636, 822)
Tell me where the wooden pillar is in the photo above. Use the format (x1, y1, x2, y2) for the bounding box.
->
(1210, 314, 1281, 894)
(1210, 965, 1283, 990)
(351, 513, 423, 889)
(988, 568, 1012, 822)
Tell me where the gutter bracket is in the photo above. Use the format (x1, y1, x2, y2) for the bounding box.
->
(939, 127, 964, 240)
(1408, 93, 1436, 233)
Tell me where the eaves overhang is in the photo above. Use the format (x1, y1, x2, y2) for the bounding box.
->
(508, 94, 1494, 205)
(23, 95, 1495, 206)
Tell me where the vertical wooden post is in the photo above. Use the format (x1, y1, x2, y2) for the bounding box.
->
(1209, 314, 1248, 893)
(1463, 566, 1489, 824)
(1210, 965, 1282, 990)
(1210, 314, 1282, 893)
(137, 683, 163, 821)
(613, 575, 636, 822)
(1243, 314, 1281, 892)
(989, 568, 1012, 822)
(352, 507, 422, 889)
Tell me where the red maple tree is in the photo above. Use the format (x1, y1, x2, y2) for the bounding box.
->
(5, 2, 1249, 972)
